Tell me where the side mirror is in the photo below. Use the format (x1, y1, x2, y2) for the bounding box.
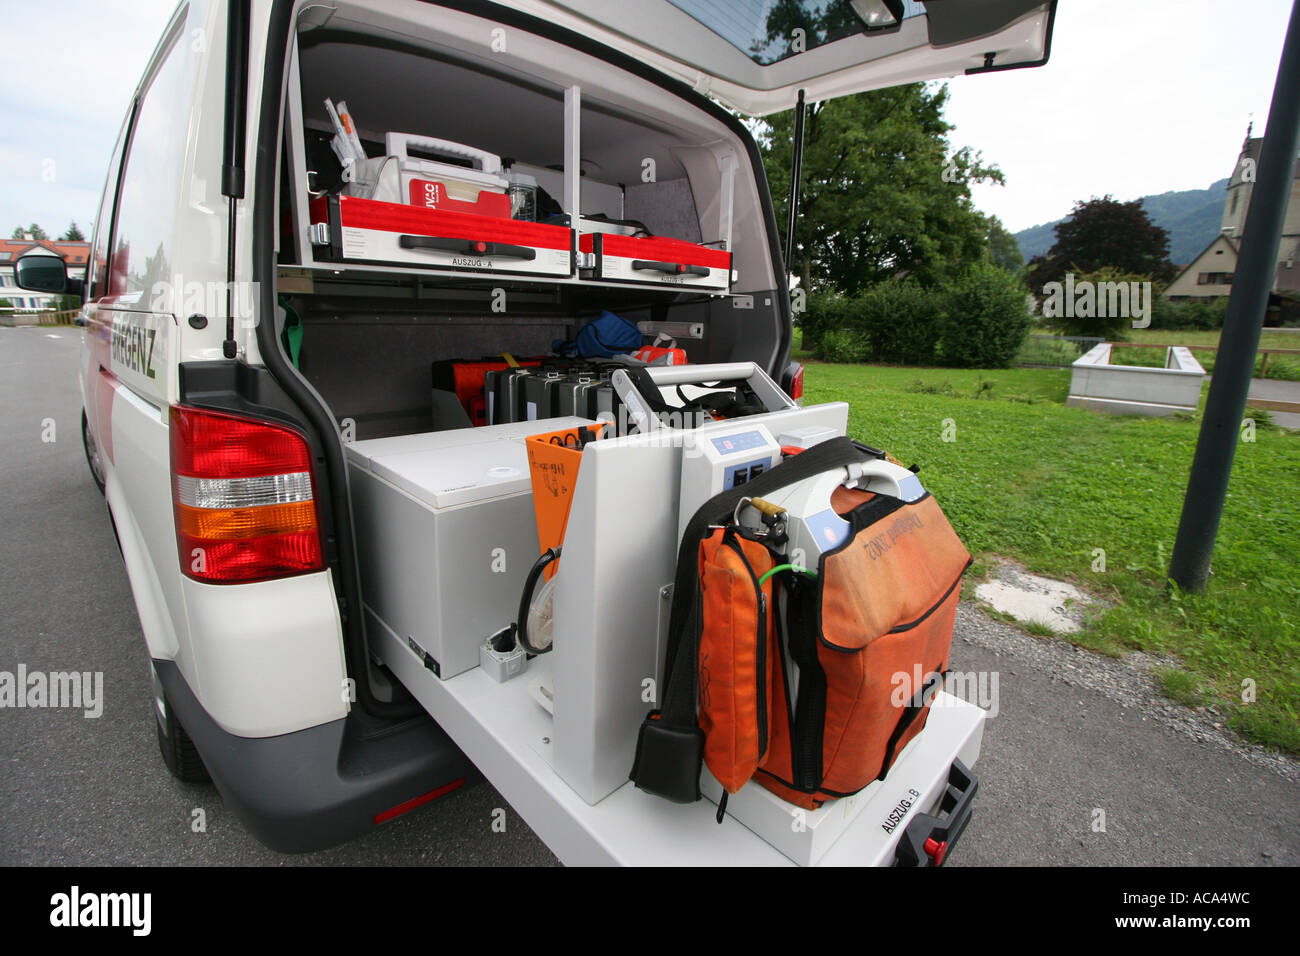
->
(13, 254, 69, 294)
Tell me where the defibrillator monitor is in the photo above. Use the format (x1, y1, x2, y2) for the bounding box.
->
(678, 423, 782, 543)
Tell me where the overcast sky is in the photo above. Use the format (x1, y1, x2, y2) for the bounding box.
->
(0, 0, 1295, 241)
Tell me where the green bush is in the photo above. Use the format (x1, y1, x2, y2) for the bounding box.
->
(1038, 268, 1152, 339)
(855, 280, 941, 365)
(937, 262, 1032, 368)
(1150, 296, 1222, 331)
(818, 328, 871, 363)
(797, 291, 853, 354)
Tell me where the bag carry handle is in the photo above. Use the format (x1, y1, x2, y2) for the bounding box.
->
(383, 132, 502, 174)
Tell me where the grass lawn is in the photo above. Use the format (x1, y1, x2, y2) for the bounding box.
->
(1127, 328, 1300, 350)
(1111, 329, 1300, 380)
(801, 360, 1300, 753)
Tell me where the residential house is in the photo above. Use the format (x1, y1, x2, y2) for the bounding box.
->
(1164, 127, 1300, 319)
(0, 237, 90, 312)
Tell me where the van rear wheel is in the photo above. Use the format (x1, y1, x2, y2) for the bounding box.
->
(82, 411, 105, 495)
(152, 663, 210, 783)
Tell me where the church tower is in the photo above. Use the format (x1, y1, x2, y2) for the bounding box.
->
(1221, 121, 1259, 236)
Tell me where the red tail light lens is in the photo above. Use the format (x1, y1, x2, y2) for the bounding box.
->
(170, 406, 324, 583)
(789, 363, 805, 401)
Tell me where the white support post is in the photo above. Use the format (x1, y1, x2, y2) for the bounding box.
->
(564, 85, 581, 223)
(284, 37, 315, 267)
(717, 151, 736, 253)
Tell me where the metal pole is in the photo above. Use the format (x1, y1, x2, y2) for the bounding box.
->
(1168, 0, 1300, 592)
(785, 89, 807, 269)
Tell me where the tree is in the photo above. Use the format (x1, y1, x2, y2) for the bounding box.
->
(984, 214, 1023, 273)
(1026, 196, 1174, 291)
(10, 223, 48, 240)
(751, 0, 861, 60)
(761, 84, 1003, 297)
(938, 261, 1032, 367)
(60, 222, 86, 242)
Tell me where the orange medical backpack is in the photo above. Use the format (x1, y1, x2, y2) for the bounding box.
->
(630, 437, 970, 815)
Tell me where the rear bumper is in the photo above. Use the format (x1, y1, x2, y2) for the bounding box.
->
(154, 659, 478, 852)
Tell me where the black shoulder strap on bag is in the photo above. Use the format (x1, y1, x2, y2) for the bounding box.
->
(629, 436, 870, 803)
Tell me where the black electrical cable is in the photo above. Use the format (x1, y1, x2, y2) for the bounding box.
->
(515, 547, 562, 655)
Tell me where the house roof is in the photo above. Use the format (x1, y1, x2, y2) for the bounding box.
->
(1166, 233, 1239, 289)
(0, 238, 89, 266)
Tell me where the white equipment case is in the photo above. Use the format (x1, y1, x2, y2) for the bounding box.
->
(346, 418, 591, 680)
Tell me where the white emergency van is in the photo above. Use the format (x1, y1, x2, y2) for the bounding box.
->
(13, 0, 1056, 862)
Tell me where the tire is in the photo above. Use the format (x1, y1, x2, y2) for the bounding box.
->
(82, 410, 106, 495)
(152, 663, 210, 783)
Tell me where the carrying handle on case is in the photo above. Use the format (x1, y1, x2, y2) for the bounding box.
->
(384, 132, 502, 174)
(610, 362, 795, 433)
(399, 234, 537, 261)
(631, 259, 710, 277)
(894, 759, 979, 867)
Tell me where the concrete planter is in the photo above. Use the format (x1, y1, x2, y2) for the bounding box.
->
(1067, 343, 1205, 417)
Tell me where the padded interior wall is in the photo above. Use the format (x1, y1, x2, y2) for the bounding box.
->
(292, 304, 571, 440)
(286, 288, 782, 442)
(615, 291, 783, 371)
(624, 179, 703, 243)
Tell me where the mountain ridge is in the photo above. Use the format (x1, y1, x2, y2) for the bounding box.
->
(1014, 178, 1230, 267)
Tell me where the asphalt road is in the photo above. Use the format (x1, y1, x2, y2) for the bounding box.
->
(1245, 377, 1300, 429)
(1, 326, 1295, 866)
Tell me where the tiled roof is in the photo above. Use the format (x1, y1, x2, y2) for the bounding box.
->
(0, 238, 89, 266)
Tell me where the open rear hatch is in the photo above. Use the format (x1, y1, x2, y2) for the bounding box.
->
(262, 0, 1053, 863)
(488, 0, 1057, 115)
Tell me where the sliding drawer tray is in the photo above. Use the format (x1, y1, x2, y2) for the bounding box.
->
(310, 195, 574, 278)
(579, 232, 731, 292)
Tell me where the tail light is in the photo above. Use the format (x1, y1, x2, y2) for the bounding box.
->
(788, 363, 805, 402)
(170, 406, 324, 583)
